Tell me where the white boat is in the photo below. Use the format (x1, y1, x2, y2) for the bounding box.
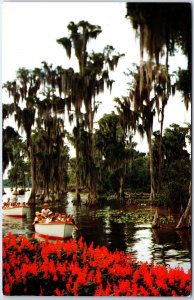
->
(2, 206, 28, 218)
(34, 222, 75, 239)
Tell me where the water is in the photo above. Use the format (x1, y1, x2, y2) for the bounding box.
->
(2, 188, 191, 272)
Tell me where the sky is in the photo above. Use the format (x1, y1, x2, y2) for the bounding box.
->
(2, 2, 191, 155)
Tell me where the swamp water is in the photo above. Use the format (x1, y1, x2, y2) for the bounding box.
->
(2, 188, 191, 272)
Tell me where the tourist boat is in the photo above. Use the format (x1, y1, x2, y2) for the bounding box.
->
(34, 222, 75, 239)
(2, 206, 28, 218)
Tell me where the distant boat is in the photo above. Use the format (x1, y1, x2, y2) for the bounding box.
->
(2, 206, 28, 218)
(34, 222, 75, 239)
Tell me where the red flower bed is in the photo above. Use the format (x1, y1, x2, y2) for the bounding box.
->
(3, 232, 191, 296)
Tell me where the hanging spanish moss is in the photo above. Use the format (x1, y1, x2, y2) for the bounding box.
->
(126, 3, 192, 105)
(126, 3, 191, 67)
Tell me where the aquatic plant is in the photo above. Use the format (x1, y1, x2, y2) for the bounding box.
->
(3, 233, 191, 296)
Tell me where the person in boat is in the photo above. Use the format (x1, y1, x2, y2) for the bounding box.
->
(61, 214, 67, 221)
(32, 212, 43, 225)
(53, 212, 61, 221)
(4, 198, 11, 208)
(41, 203, 51, 218)
(66, 214, 72, 222)
(45, 211, 54, 223)
(58, 213, 62, 221)
(2, 202, 8, 209)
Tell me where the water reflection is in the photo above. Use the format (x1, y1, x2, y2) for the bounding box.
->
(129, 228, 154, 263)
(2, 189, 191, 272)
(33, 233, 74, 244)
(2, 214, 34, 237)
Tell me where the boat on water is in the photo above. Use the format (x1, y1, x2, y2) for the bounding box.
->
(34, 222, 75, 239)
(2, 206, 28, 218)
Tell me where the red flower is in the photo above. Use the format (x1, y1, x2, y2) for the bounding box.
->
(139, 285, 149, 296)
(54, 288, 62, 296)
(94, 268, 102, 284)
(73, 280, 78, 296)
(4, 284, 10, 295)
(2, 233, 191, 296)
(118, 279, 131, 295)
(171, 290, 177, 296)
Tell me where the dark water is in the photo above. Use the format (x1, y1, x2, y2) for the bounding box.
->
(2, 189, 191, 272)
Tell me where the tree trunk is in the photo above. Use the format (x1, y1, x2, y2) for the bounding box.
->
(147, 129, 156, 201)
(88, 184, 97, 206)
(87, 104, 98, 206)
(118, 175, 125, 203)
(73, 185, 81, 206)
(152, 209, 160, 228)
(87, 163, 98, 206)
(176, 181, 191, 230)
(74, 129, 81, 205)
(27, 148, 36, 205)
(157, 106, 164, 194)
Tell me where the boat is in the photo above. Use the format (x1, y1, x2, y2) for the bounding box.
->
(2, 206, 28, 218)
(34, 222, 75, 239)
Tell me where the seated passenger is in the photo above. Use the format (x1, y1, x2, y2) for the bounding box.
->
(41, 203, 51, 218)
(58, 213, 62, 221)
(32, 212, 42, 225)
(61, 214, 67, 222)
(53, 212, 61, 221)
(45, 211, 54, 223)
(66, 214, 72, 222)
(2, 202, 8, 209)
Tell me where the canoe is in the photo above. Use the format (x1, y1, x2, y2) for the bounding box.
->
(34, 222, 75, 239)
(2, 206, 28, 218)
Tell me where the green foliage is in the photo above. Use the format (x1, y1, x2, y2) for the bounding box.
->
(8, 159, 30, 189)
(3, 126, 21, 173)
(125, 152, 150, 192)
(95, 112, 136, 197)
(153, 124, 191, 210)
(176, 69, 191, 109)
